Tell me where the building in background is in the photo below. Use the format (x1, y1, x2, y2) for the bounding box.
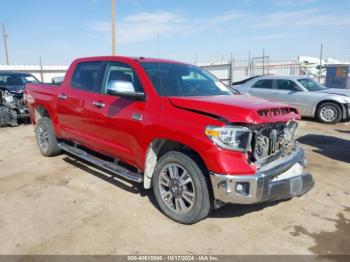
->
(325, 64, 350, 89)
(0, 64, 67, 83)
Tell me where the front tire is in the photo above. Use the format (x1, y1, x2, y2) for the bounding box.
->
(152, 151, 212, 224)
(35, 117, 61, 157)
(316, 102, 342, 124)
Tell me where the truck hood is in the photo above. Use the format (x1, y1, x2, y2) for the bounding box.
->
(0, 85, 24, 94)
(315, 88, 350, 97)
(168, 95, 300, 124)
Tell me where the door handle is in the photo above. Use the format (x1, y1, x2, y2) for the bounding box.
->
(93, 101, 105, 108)
(58, 94, 67, 100)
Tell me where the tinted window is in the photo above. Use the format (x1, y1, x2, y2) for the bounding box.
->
(71, 62, 102, 92)
(103, 62, 143, 93)
(276, 79, 299, 91)
(141, 62, 232, 97)
(252, 79, 273, 89)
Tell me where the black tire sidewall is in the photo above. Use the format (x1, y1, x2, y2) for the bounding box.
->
(35, 117, 61, 157)
(317, 102, 342, 124)
(152, 151, 212, 224)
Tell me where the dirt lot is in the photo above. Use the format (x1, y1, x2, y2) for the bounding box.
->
(0, 120, 349, 255)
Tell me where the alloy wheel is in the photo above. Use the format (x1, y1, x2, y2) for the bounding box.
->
(320, 105, 338, 122)
(158, 163, 196, 214)
(37, 124, 49, 152)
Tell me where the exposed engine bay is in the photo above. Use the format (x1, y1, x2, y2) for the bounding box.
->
(0, 89, 28, 127)
(250, 121, 298, 167)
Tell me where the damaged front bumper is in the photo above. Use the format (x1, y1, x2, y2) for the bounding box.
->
(210, 144, 314, 206)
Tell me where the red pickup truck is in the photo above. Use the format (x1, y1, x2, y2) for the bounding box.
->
(25, 56, 314, 224)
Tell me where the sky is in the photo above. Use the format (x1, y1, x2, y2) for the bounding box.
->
(0, 0, 349, 65)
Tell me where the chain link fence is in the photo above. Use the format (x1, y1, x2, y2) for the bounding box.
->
(196, 58, 321, 85)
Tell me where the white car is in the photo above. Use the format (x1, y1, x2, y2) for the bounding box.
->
(233, 76, 350, 124)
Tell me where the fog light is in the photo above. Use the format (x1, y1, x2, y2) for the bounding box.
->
(235, 182, 250, 196)
(236, 184, 244, 192)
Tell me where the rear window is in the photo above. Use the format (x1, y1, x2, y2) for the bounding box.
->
(71, 62, 103, 92)
(252, 79, 273, 89)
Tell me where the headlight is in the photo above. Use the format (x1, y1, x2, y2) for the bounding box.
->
(205, 125, 252, 152)
(283, 121, 298, 142)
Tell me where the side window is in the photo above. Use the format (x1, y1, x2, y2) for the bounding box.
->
(276, 80, 299, 91)
(71, 61, 103, 92)
(102, 62, 143, 94)
(3, 75, 23, 86)
(252, 79, 273, 89)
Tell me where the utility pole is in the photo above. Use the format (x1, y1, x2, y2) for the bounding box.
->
(1, 23, 9, 65)
(248, 50, 251, 77)
(39, 56, 44, 82)
(262, 48, 265, 75)
(230, 52, 234, 84)
(111, 0, 116, 55)
(318, 43, 323, 83)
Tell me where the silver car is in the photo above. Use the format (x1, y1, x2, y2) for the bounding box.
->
(233, 76, 350, 124)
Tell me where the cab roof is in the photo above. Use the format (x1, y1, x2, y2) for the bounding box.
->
(73, 56, 188, 65)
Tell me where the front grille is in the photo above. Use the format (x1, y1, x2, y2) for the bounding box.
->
(258, 107, 297, 118)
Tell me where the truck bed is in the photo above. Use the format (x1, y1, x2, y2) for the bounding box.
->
(25, 83, 60, 123)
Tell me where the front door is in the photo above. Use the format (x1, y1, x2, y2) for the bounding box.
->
(273, 79, 309, 114)
(82, 61, 147, 169)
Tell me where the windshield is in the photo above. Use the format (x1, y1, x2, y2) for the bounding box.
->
(0, 74, 39, 86)
(298, 78, 327, 91)
(23, 75, 39, 84)
(141, 62, 232, 97)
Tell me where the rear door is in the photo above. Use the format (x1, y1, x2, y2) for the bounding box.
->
(249, 79, 276, 100)
(82, 61, 147, 168)
(56, 61, 104, 146)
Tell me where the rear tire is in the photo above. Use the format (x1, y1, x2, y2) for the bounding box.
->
(316, 102, 342, 124)
(152, 151, 212, 224)
(35, 117, 61, 157)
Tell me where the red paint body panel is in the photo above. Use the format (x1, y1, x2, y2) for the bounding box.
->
(25, 56, 299, 176)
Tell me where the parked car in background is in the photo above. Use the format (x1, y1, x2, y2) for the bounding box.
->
(52, 76, 64, 84)
(25, 56, 313, 224)
(233, 76, 350, 124)
(0, 72, 39, 126)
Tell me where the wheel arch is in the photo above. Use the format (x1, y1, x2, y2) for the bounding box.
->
(33, 105, 62, 137)
(34, 105, 50, 123)
(314, 99, 346, 119)
(143, 138, 208, 189)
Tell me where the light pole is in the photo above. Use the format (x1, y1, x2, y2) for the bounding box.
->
(1, 23, 9, 65)
(111, 0, 116, 55)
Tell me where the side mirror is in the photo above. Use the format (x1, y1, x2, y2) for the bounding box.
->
(106, 80, 145, 100)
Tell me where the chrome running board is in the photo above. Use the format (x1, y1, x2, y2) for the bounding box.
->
(58, 142, 143, 183)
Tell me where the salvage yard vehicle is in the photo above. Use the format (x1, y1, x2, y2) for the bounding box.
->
(0, 72, 39, 126)
(25, 56, 314, 224)
(233, 76, 350, 124)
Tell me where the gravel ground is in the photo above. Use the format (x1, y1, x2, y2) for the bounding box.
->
(0, 120, 349, 255)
